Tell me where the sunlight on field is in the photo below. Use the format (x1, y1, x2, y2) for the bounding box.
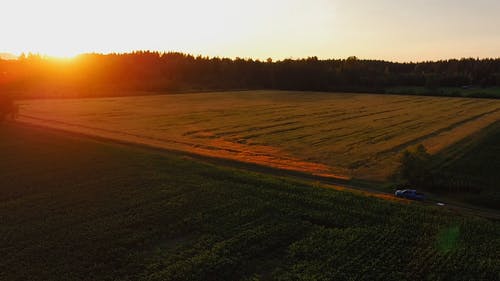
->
(18, 91, 500, 180)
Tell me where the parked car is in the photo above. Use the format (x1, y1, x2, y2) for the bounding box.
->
(395, 189, 425, 201)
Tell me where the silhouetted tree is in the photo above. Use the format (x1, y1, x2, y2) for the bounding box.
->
(398, 144, 432, 188)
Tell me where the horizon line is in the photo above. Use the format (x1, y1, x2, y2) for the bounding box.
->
(2, 50, 500, 64)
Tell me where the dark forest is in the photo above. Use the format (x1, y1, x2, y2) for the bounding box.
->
(1, 52, 500, 98)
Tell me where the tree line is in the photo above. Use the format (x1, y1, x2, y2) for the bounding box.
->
(1, 51, 500, 98)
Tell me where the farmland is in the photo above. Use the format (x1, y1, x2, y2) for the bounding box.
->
(431, 121, 500, 209)
(1, 124, 499, 281)
(386, 86, 500, 99)
(18, 90, 500, 180)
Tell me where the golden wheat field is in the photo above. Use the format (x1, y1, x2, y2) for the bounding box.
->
(18, 90, 500, 180)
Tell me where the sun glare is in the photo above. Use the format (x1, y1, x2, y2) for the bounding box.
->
(1, 0, 500, 62)
(44, 53, 79, 60)
(48, 50, 81, 59)
(23, 48, 82, 60)
(11, 48, 81, 60)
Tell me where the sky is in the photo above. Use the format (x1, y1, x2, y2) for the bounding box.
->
(1, 0, 500, 62)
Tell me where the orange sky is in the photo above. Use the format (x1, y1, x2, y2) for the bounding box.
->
(2, 0, 500, 62)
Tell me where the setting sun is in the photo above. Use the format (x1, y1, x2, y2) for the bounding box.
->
(38, 49, 82, 60)
(2, 0, 499, 61)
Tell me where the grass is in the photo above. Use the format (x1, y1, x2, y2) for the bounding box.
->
(1, 124, 499, 281)
(386, 86, 500, 99)
(18, 90, 500, 181)
(430, 121, 500, 209)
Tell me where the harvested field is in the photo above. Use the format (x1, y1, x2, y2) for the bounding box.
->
(18, 91, 500, 180)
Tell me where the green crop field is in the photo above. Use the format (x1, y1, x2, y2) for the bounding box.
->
(18, 91, 500, 181)
(1, 124, 499, 281)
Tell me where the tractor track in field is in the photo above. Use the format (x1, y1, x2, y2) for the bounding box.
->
(10, 119, 500, 221)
